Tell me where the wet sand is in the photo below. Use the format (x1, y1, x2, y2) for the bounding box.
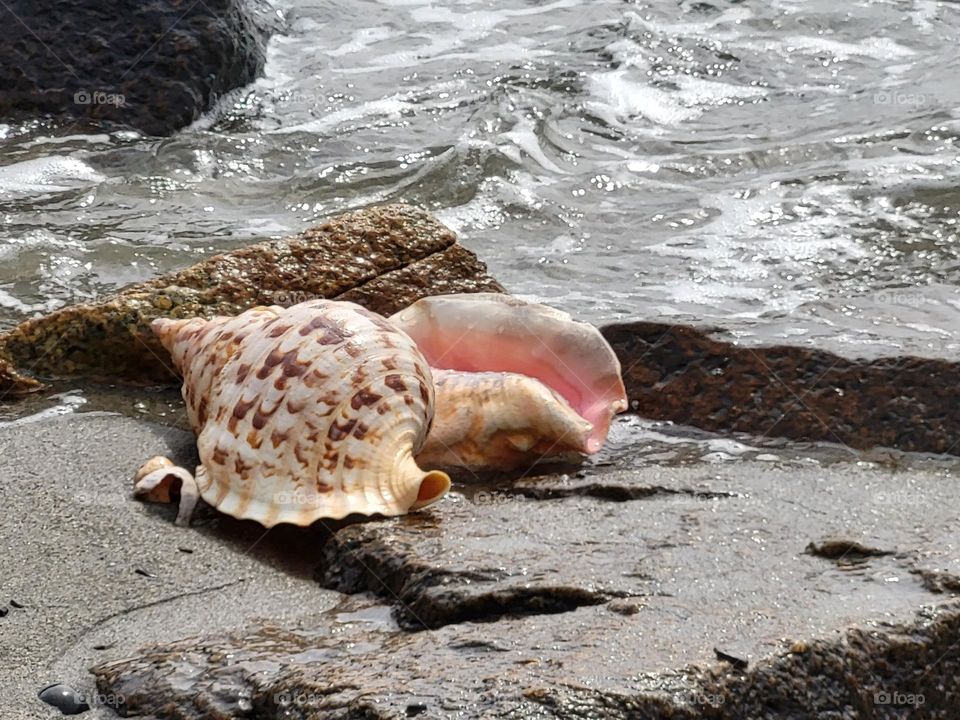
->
(0, 414, 341, 719)
(3, 413, 959, 718)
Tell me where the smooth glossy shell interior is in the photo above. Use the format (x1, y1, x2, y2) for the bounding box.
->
(391, 293, 627, 453)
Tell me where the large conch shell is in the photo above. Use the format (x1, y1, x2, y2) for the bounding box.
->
(391, 293, 628, 470)
(134, 300, 451, 527)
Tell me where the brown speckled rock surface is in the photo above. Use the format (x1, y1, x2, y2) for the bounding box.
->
(88, 432, 960, 719)
(0, 204, 503, 391)
(603, 321, 960, 457)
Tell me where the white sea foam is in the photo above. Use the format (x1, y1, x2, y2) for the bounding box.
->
(0, 156, 105, 196)
(326, 26, 398, 57)
(271, 95, 414, 135)
(0, 229, 84, 260)
(645, 181, 865, 317)
(778, 35, 915, 60)
(499, 118, 570, 175)
(586, 66, 767, 128)
(0, 286, 61, 314)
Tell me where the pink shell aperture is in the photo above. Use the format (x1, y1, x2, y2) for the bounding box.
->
(392, 293, 628, 464)
(150, 300, 450, 526)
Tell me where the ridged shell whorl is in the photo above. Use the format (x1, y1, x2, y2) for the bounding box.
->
(151, 300, 450, 526)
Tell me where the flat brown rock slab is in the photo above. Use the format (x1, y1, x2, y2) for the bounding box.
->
(92, 455, 960, 718)
(0, 204, 502, 392)
(93, 599, 960, 719)
(603, 321, 960, 456)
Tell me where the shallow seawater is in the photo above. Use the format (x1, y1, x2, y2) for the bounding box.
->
(1, 0, 959, 427)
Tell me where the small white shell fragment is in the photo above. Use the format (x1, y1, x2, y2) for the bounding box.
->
(134, 455, 174, 482)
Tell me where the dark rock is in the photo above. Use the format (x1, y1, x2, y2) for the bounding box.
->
(0, 607, 7, 618)
(0, 0, 271, 135)
(92, 460, 960, 719)
(913, 569, 960, 595)
(0, 204, 503, 392)
(805, 537, 894, 562)
(9, 599, 23, 608)
(38, 683, 90, 715)
(603, 320, 960, 456)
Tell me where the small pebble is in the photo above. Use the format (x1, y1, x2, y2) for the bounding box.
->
(38, 684, 90, 715)
(10, 599, 23, 608)
(607, 599, 642, 616)
(135, 568, 157, 578)
(177, 547, 194, 554)
(406, 703, 428, 717)
(0, 607, 7, 618)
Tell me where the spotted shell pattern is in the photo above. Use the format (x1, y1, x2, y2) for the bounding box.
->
(152, 300, 450, 526)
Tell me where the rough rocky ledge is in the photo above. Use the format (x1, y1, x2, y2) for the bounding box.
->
(604, 322, 960, 457)
(0, 204, 503, 392)
(69, 414, 960, 719)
